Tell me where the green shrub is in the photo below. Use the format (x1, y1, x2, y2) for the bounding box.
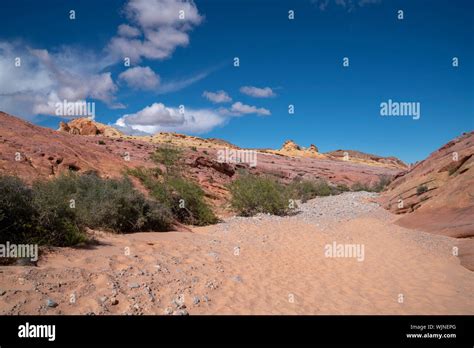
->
(416, 184, 428, 196)
(98, 140, 106, 145)
(0, 175, 86, 246)
(288, 179, 332, 202)
(228, 175, 291, 216)
(0, 173, 173, 247)
(351, 182, 372, 192)
(372, 175, 392, 192)
(129, 169, 217, 226)
(151, 147, 182, 168)
(335, 183, 350, 193)
(41, 173, 173, 233)
(0, 175, 39, 245)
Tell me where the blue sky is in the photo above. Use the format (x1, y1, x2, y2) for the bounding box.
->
(0, 0, 472, 163)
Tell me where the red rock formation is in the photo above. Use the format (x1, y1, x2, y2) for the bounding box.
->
(379, 131, 474, 270)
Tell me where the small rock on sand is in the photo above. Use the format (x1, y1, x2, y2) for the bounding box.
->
(46, 299, 58, 308)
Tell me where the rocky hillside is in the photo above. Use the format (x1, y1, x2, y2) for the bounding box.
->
(379, 131, 474, 270)
(0, 112, 403, 214)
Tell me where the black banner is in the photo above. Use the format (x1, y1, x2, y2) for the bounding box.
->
(0, 315, 472, 346)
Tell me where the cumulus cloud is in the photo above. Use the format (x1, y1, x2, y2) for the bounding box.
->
(219, 102, 271, 116)
(107, 0, 203, 63)
(115, 102, 227, 134)
(0, 0, 210, 119)
(0, 42, 121, 118)
(202, 90, 232, 103)
(117, 24, 141, 38)
(118, 66, 160, 90)
(239, 86, 276, 98)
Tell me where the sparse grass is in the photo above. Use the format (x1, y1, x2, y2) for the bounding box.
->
(351, 182, 372, 192)
(228, 174, 292, 216)
(335, 183, 350, 193)
(371, 175, 392, 192)
(151, 146, 182, 168)
(288, 179, 332, 202)
(351, 175, 392, 193)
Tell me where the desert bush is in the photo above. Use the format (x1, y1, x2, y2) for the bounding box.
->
(416, 184, 428, 195)
(372, 175, 392, 192)
(0, 175, 86, 246)
(0, 175, 39, 244)
(334, 183, 350, 193)
(0, 173, 173, 247)
(351, 175, 392, 193)
(228, 174, 291, 216)
(38, 173, 173, 233)
(129, 169, 217, 226)
(351, 182, 372, 192)
(288, 179, 332, 202)
(151, 147, 182, 168)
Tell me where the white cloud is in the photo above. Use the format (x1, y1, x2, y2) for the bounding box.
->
(107, 0, 203, 63)
(115, 102, 227, 134)
(117, 24, 141, 38)
(0, 42, 120, 118)
(239, 86, 276, 98)
(219, 102, 271, 116)
(119, 66, 160, 90)
(202, 90, 232, 103)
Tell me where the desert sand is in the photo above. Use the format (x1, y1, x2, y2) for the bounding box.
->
(0, 192, 472, 315)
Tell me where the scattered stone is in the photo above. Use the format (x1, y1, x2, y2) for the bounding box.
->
(0, 289, 6, 296)
(231, 275, 243, 283)
(164, 307, 173, 315)
(128, 282, 140, 289)
(99, 296, 108, 303)
(192, 296, 200, 305)
(46, 299, 58, 308)
(203, 295, 211, 303)
(111, 298, 119, 305)
(172, 309, 189, 316)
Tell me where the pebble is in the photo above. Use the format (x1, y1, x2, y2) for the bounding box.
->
(192, 296, 200, 305)
(231, 275, 243, 283)
(164, 307, 173, 315)
(111, 298, 119, 305)
(172, 309, 189, 316)
(46, 299, 58, 308)
(128, 283, 140, 289)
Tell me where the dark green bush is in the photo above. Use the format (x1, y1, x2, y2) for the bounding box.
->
(0, 175, 39, 244)
(0, 175, 86, 246)
(416, 184, 428, 195)
(39, 173, 173, 233)
(228, 175, 292, 216)
(130, 170, 217, 226)
(0, 173, 173, 247)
